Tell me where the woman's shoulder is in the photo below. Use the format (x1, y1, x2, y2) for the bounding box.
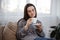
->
(17, 18, 26, 24)
(18, 18, 25, 21)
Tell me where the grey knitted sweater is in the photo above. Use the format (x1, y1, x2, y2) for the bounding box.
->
(16, 18, 45, 40)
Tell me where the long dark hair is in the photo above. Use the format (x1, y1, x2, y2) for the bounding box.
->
(23, 3, 37, 21)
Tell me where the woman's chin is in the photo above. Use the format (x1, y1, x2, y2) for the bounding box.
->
(31, 16, 35, 18)
(29, 15, 35, 18)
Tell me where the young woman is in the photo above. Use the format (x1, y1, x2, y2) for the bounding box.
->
(16, 3, 45, 40)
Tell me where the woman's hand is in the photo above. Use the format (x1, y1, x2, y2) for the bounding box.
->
(24, 18, 33, 30)
(26, 18, 33, 26)
(36, 23, 42, 32)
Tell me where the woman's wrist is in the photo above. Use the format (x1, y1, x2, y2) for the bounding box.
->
(26, 24, 29, 27)
(24, 24, 29, 31)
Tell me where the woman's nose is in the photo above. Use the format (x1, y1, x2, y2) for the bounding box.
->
(31, 11, 34, 14)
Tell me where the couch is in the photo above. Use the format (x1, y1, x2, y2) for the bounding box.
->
(0, 22, 56, 40)
(0, 22, 17, 40)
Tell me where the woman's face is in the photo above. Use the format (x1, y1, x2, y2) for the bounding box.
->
(27, 6, 36, 18)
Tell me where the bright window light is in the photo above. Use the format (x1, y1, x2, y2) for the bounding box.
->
(1, 0, 51, 14)
(19, 0, 26, 12)
(1, 0, 26, 12)
(7, 0, 18, 12)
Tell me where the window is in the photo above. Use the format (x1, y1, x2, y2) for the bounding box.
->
(1, 0, 51, 14)
(30, 0, 51, 14)
(1, 0, 26, 12)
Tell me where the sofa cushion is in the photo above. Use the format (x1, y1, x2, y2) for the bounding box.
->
(3, 22, 17, 40)
(0, 26, 4, 40)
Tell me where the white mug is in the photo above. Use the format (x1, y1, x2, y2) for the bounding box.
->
(32, 18, 37, 25)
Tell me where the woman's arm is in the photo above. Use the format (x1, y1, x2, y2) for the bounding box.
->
(16, 19, 28, 40)
(36, 20, 45, 37)
(36, 29, 45, 37)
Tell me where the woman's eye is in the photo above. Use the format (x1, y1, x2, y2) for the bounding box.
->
(28, 10, 31, 13)
(32, 9, 34, 11)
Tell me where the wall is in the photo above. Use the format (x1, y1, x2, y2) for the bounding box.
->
(0, 0, 4, 25)
(57, 0, 60, 24)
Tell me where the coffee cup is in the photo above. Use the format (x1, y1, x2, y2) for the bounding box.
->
(32, 18, 37, 25)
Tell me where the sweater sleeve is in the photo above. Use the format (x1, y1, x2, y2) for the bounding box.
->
(36, 20, 45, 37)
(16, 19, 28, 40)
(36, 29, 45, 37)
